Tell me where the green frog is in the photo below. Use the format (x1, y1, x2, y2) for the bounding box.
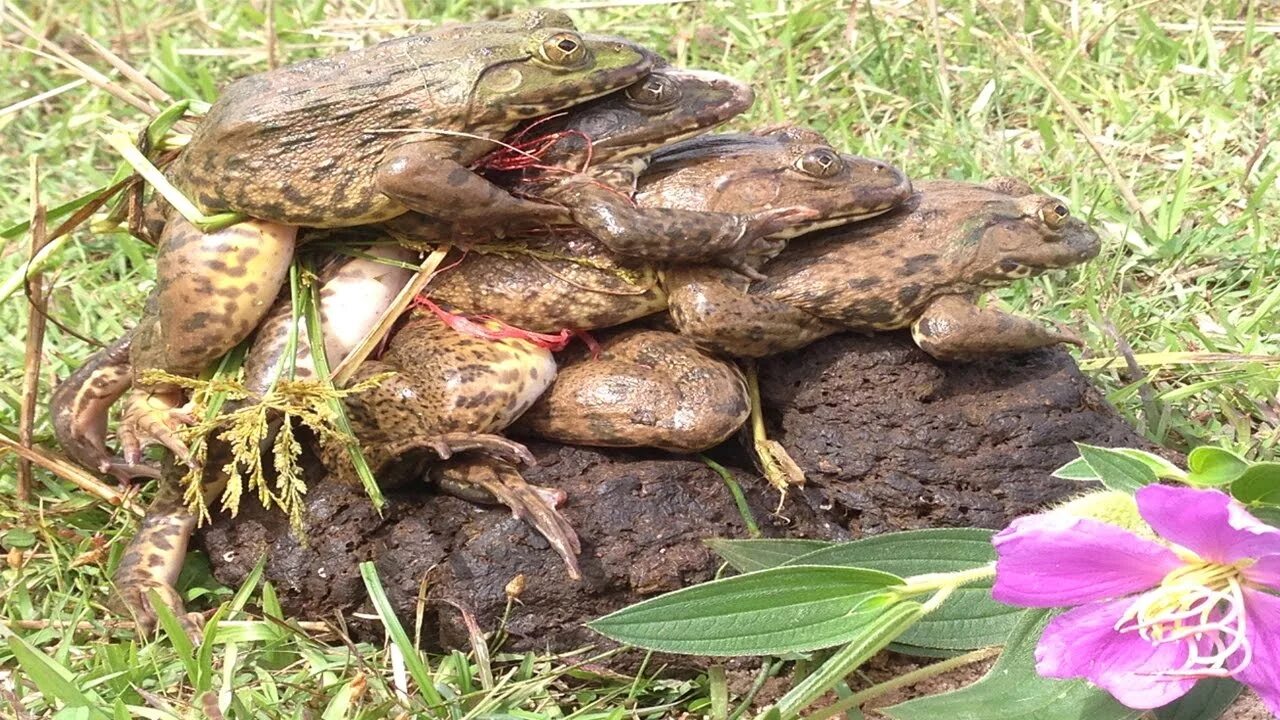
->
(665, 178, 1102, 360)
(120, 22, 654, 467)
(425, 127, 914, 331)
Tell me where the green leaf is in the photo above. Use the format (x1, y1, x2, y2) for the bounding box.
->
(1050, 457, 1098, 482)
(881, 610, 1142, 720)
(1076, 443, 1157, 493)
(359, 562, 446, 707)
(1114, 449, 1187, 480)
(589, 565, 904, 656)
(1153, 678, 1242, 720)
(706, 538, 837, 572)
(1, 528, 37, 549)
(1186, 447, 1248, 487)
(1230, 462, 1280, 506)
(7, 635, 110, 719)
(769, 602, 925, 719)
(783, 529, 1013, 651)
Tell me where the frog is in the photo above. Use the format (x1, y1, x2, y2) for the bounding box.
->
(118, 21, 655, 469)
(107, 300, 569, 637)
(380, 63, 812, 277)
(664, 178, 1102, 361)
(50, 61, 767, 482)
(515, 328, 750, 453)
(425, 127, 915, 332)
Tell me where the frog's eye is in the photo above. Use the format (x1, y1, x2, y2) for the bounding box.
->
(795, 148, 843, 178)
(624, 75, 681, 107)
(1039, 201, 1070, 229)
(539, 32, 588, 66)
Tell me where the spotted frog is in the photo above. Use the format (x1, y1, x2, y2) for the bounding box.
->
(426, 127, 914, 331)
(666, 178, 1102, 360)
(120, 21, 654, 465)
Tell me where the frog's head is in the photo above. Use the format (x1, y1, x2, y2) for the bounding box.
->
(468, 30, 655, 126)
(640, 127, 913, 238)
(959, 181, 1102, 284)
(530, 66, 754, 167)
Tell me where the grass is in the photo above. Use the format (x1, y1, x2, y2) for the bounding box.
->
(1, 0, 1277, 717)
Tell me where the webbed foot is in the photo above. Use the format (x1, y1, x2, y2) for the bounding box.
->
(383, 432, 536, 466)
(434, 458, 581, 580)
(119, 388, 197, 466)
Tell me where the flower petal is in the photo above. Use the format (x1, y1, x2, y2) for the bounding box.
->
(1245, 555, 1280, 591)
(1236, 588, 1280, 716)
(1036, 599, 1199, 709)
(1137, 484, 1280, 563)
(993, 513, 1180, 606)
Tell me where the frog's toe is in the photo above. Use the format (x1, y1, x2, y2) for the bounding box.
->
(387, 432, 536, 466)
(119, 389, 196, 466)
(113, 577, 202, 641)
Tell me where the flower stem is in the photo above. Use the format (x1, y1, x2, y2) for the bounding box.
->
(806, 646, 1002, 720)
(898, 563, 997, 597)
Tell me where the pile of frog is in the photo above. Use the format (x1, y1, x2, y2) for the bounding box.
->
(49, 9, 1101, 635)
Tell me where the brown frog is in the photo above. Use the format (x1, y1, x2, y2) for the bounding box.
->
(119, 21, 655, 465)
(49, 63, 773, 483)
(425, 127, 914, 332)
(666, 178, 1102, 360)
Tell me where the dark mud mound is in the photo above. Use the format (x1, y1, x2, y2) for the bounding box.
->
(198, 331, 1153, 653)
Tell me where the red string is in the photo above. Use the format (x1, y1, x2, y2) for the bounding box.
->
(412, 295, 579, 352)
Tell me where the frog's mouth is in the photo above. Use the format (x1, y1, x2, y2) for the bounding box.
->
(601, 68, 756, 162)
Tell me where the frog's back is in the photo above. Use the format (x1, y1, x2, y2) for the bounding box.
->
(170, 35, 495, 226)
(751, 193, 971, 330)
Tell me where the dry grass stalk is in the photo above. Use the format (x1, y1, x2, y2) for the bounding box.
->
(17, 158, 50, 502)
(1, 5, 157, 115)
(0, 434, 142, 515)
(977, 2, 1155, 231)
(332, 245, 451, 386)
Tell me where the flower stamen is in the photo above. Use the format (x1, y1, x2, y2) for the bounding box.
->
(1114, 560, 1253, 678)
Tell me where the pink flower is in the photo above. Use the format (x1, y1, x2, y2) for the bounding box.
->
(993, 484, 1280, 713)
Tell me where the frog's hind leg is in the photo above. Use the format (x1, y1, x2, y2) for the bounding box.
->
(911, 295, 1083, 362)
(519, 329, 750, 453)
(122, 213, 297, 463)
(111, 468, 224, 640)
(664, 268, 840, 358)
(49, 329, 161, 482)
(382, 432, 537, 467)
(431, 457, 582, 580)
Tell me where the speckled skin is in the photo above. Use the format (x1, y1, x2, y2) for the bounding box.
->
(383, 65, 804, 274)
(110, 478, 209, 638)
(426, 128, 914, 332)
(117, 25, 653, 465)
(517, 329, 749, 452)
(49, 331, 159, 482)
(667, 178, 1103, 360)
(334, 309, 556, 478)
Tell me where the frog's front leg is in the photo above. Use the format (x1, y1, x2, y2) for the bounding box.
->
(911, 295, 1084, 361)
(430, 457, 581, 580)
(554, 178, 813, 277)
(376, 136, 569, 227)
(519, 329, 749, 452)
(123, 213, 297, 462)
(50, 329, 161, 482)
(111, 480, 205, 639)
(665, 268, 840, 358)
